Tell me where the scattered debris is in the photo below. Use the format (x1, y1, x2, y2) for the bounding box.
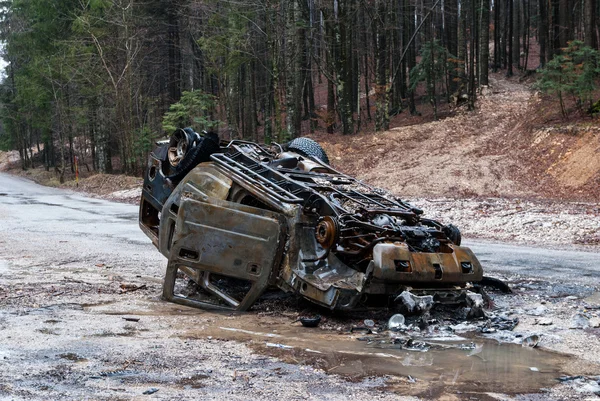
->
(523, 334, 541, 348)
(395, 291, 434, 314)
(527, 305, 548, 316)
(466, 291, 486, 319)
(480, 276, 512, 293)
(298, 315, 321, 328)
(119, 284, 147, 294)
(400, 338, 430, 352)
(484, 315, 519, 331)
(557, 375, 585, 382)
(266, 343, 293, 349)
(387, 314, 406, 331)
(575, 380, 600, 394)
(350, 327, 372, 334)
(569, 314, 590, 329)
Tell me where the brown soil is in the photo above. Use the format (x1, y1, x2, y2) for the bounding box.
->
(313, 72, 600, 202)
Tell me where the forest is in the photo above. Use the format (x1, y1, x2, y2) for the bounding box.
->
(0, 0, 598, 179)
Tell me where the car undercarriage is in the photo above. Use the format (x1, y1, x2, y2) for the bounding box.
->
(139, 129, 484, 312)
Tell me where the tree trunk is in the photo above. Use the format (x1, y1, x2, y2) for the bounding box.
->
(334, 0, 353, 135)
(285, 0, 303, 139)
(584, 0, 597, 48)
(374, 0, 389, 131)
(480, 0, 490, 86)
(539, 0, 548, 66)
(507, 0, 514, 76)
(513, 0, 521, 69)
(468, 0, 477, 110)
(558, 0, 569, 48)
(167, 2, 182, 103)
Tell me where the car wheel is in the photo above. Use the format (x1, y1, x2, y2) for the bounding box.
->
(166, 131, 220, 184)
(444, 224, 462, 246)
(287, 137, 330, 164)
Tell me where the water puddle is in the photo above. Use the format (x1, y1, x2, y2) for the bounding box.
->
(179, 315, 592, 396)
(85, 298, 599, 396)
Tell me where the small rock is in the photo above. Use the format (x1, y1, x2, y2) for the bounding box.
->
(523, 334, 541, 348)
(536, 318, 553, 326)
(575, 381, 600, 394)
(570, 314, 590, 329)
(589, 317, 600, 328)
(143, 388, 159, 395)
(450, 323, 479, 333)
(526, 306, 548, 316)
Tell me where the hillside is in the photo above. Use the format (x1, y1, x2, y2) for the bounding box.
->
(316, 72, 600, 202)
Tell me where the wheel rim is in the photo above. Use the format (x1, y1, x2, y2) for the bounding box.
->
(168, 134, 188, 167)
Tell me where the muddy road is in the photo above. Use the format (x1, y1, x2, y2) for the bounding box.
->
(1, 173, 599, 400)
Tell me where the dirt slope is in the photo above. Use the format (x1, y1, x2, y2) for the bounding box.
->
(315, 73, 600, 202)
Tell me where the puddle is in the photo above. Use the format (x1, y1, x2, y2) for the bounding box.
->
(85, 298, 599, 396)
(179, 315, 591, 396)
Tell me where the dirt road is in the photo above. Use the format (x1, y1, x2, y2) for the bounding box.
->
(1, 173, 599, 400)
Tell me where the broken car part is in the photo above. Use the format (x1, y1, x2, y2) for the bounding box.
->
(299, 315, 322, 328)
(139, 128, 485, 311)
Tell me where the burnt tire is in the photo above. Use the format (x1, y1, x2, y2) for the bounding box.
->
(443, 224, 462, 246)
(166, 132, 220, 184)
(287, 137, 330, 164)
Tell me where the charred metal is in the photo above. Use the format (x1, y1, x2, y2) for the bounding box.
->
(139, 129, 484, 311)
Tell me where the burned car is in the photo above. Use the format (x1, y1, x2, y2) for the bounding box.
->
(139, 128, 484, 311)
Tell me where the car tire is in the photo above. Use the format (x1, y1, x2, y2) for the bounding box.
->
(287, 137, 330, 164)
(166, 132, 220, 184)
(444, 224, 462, 246)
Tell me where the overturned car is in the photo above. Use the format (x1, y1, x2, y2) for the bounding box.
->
(139, 129, 484, 311)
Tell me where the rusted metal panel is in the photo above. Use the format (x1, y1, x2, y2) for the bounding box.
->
(163, 194, 285, 310)
(372, 243, 483, 283)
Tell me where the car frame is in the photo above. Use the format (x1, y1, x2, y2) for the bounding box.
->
(139, 129, 484, 311)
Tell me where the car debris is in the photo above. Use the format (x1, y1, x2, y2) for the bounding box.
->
(298, 315, 321, 327)
(139, 128, 486, 312)
(142, 388, 159, 395)
(522, 334, 541, 348)
(387, 314, 406, 331)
